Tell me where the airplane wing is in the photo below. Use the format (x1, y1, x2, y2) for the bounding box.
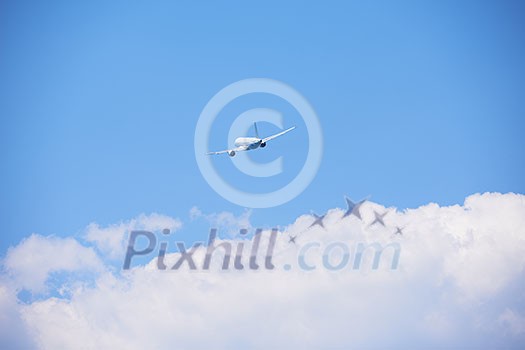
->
(206, 149, 230, 155)
(262, 126, 296, 143)
(206, 145, 248, 155)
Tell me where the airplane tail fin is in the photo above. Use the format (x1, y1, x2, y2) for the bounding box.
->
(254, 122, 260, 139)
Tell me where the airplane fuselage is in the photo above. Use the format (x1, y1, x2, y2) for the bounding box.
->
(234, 137, 262, 150)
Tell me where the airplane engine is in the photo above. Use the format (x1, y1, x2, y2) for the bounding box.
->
(260, 142, 266, 148)
(228, 150, 236, 157)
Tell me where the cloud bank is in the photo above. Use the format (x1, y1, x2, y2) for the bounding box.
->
(1, 193, 524, 349)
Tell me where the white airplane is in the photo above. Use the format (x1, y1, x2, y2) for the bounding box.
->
(207, 122, 296, 157)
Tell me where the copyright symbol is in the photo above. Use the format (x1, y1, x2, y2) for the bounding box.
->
(194, 78, 323, 208)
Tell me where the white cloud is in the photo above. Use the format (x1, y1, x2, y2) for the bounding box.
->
(189, 206, 252, 236)
(499, 308, 525, 335)
(0, 284, 36, 349)
(1, 193, 525, 349)
(3, 234, 104, 294)
(85, 213, 182, 259)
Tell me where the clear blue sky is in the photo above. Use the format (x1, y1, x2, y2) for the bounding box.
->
(1, 0, 524, 255)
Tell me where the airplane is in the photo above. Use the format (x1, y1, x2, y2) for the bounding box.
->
(207, 122, 296, 157)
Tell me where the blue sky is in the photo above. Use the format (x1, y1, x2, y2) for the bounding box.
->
(1, 2, 525, 349)
(1, 0, 524, 255)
